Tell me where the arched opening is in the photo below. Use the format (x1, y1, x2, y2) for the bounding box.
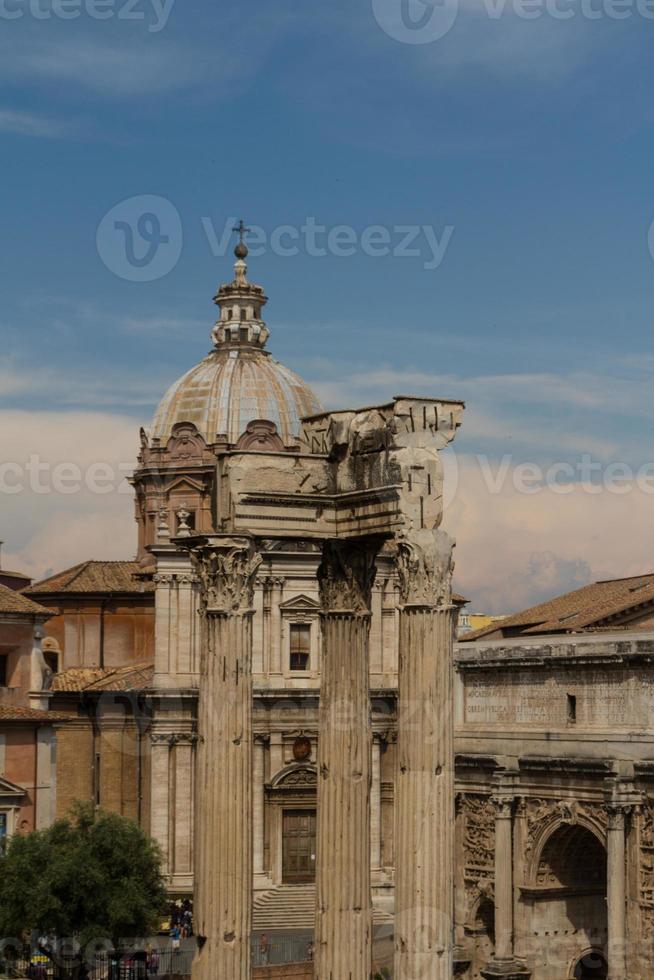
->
(537, 822, 606, 889)
(475, 896, 495, 948)
(528, 823, 607, 978)
(573, 949, 608, 979)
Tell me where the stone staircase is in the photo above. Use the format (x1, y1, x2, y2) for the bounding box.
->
(253, 884, 393, 931)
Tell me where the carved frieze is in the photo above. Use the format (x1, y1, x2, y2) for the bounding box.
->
(461, 794, 496, 875)
(191, 537, 262, 614)
(523, 797, 607, 882)
(318, 539, 379, 614)
(639, 799, 654, 938)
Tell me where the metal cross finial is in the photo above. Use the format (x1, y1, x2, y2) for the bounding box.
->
(233, 219, 251, 246)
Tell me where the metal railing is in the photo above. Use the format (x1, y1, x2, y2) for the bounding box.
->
(0, 948, 194, 979)
(251, 936, 313, 967)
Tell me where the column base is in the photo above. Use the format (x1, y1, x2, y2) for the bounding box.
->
(481, 958, 531, 980)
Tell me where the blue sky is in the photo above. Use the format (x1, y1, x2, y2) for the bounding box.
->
(2, 0, 654, 610)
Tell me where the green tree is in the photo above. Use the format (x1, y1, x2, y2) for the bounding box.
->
(0, 803, 167, 955)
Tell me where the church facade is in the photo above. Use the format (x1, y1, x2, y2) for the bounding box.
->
(15, 244, 654, 980)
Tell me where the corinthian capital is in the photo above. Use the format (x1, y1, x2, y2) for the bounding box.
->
(318, 538, 381, 615)
(396, 528, 454, 607)
(191, 536, 262, 614)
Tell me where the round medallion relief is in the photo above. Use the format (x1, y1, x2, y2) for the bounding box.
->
(293, 736, 312, 762)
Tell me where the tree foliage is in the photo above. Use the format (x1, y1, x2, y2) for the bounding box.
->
(0, 803, 167, 949)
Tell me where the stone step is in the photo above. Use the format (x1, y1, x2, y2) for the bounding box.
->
(253, 884, 393, 931)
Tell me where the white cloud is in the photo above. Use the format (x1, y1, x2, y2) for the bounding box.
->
(0, 355, 168, 410)
(0, 109, 72, 138)
(0, 411, 138, 581)
(449, 455, 654, 612)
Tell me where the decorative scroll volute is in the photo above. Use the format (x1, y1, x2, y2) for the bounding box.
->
(396, 528, 454, 608)
(318, 538, 380, 615)
(191, 536, 262, 614)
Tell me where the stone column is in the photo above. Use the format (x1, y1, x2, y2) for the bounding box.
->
(190, 536, 262, 980)
(481, 786, 530, 980)
(315, 537, 380, 980)
(253, 734, 270, 880)
(371, 734, 383, 873)
(393, 529, 457, 980)
(607, 804, 628, 980)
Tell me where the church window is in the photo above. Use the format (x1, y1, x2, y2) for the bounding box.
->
(44, 652, 59, 675)
(0, 814, 7, 854)
(0, 656, 8, 687)
(227, 310, 233, 320)
(290, 624, 311, 671)
(240, 309, 247, 322)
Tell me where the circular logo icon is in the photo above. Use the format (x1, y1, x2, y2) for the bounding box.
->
(96, 194, 183, 282)
(648, 220, 654, 266)
(372, 0, 459, 44)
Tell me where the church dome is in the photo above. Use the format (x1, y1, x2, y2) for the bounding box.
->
(149, 240, 323, 448)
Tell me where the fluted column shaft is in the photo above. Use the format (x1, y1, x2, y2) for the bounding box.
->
(315, 538, 380, 980)
(189, 537, 261, 980)
(394, 605, 456, 980)
(607, 805, 627, 980)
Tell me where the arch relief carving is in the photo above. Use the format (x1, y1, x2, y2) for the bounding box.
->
(524, 798, 607, 886)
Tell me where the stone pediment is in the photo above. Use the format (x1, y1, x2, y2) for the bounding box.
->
(0, 777, 27, 801)
(278, 595, 321, 611)
(167, 476, 206, 495)
(270, 764, 318, 790)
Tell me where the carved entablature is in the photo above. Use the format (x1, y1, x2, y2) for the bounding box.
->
(318, 539, 380, 615)
(153, 572, 199, 586)
(524, 797, 607, 884)
(150, 732, 199, 746)
(189, 536, 262, 614)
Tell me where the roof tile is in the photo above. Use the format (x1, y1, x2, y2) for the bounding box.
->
(25, 561, 154, 597)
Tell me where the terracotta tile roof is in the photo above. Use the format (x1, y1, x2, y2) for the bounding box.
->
(25, 561, 154, 597)
(460, 573, 654, 641)
(0, 582, 53, 618)
(452, 592, 468, 606)
(0, 706, 68, 722)
(53, 662, 154, 693)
